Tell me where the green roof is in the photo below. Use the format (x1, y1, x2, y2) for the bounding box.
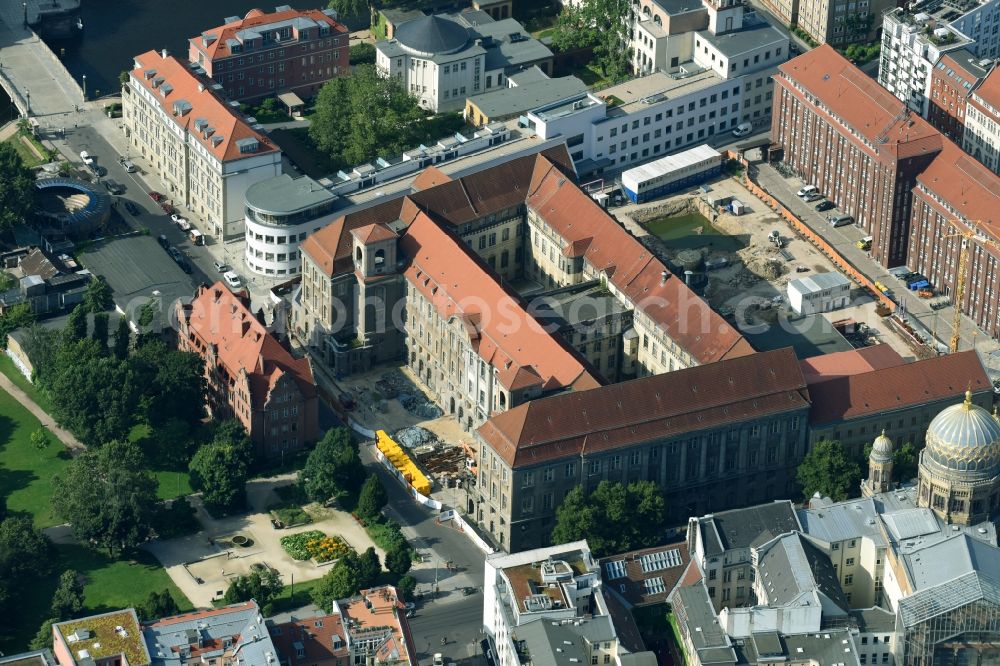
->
(55, 609, 151, 666)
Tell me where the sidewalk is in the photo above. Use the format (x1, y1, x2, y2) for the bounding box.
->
(0, 372, 84, 452)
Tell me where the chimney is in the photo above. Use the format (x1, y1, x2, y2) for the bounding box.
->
(660, 270, 669, 284)
(198, 83, 205, 92)
(161, 48, 169, 59)
(684, 270, 694, 285)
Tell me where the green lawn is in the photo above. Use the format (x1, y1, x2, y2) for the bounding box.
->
(0, 388, 71, 527)
(571, 62, 612, 89)
(0, 544, 192, 655)
(0, 352, 54, 414)
(3, 134, 44, 168)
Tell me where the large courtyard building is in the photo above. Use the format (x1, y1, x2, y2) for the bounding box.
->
(178, 282, 319, 458)
(878, 0, 1000, 115)
(122, 49, 283, 241)
(188, 6, 349, 103)
(473, 348, 811, 552)
(291, 146, 752, 436)
(375, 12, 553, 113)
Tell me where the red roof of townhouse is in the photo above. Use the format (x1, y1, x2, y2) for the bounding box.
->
(807, 349, 990, 425)
(186, 283, 315, 407)
(399, 211, 600, 393)
(478, 347, 808, 468)
(271, 613, 349, 665)
(916, 142, 1000, 235)
(130, 50, 278, 162)
(799, 345, 904, 383)
(189, 7, 347, 61)
(778, 45, 942, 161)
(526, 156, 753, 365)
(972, 65, 1000, 112)
(338, 587, 416, 666)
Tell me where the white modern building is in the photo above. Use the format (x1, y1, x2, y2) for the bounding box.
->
(965, 66, 1000, 172)
(375, 12, 553, 113)
(786, 272, 851, 314)
(525, 0, 786, 177)
(483, 541, 649, 666)
(879, 0, 1000, 115)
(122, 49, 283, 242)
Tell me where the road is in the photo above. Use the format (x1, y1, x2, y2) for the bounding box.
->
(408, 595, 486, 666)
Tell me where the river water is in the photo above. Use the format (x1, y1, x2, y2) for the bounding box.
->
(42, 0, 271, 98)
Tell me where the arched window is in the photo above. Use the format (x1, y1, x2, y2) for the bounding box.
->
(654, 14, 662, 25)
(374, 248, 385, 267)
(355, 246, 362, 263)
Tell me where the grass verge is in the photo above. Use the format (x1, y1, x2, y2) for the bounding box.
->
(0, 352, 55, 414)
(0, 388, 71, 527)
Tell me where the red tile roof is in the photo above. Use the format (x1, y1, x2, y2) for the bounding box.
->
(271, 613, 348, 665)
(352, 222, 398, 245)
(400, 211, 600, 393)
(799, 345, 904, 383)
(973, 65, 1000, 112)
(526, 156, 752, 364)
(130, 50, 278, 162)
(778, 45, 942, 161)
(410, 165, 452, 190)
(806, 350, 990, 425)
(916, 142, 1000, 237)
(186, 283, 316, 409)
(190, 7, 347, 61)
(478, 348, 808, 468)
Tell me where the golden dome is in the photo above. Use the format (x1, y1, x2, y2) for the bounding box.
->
(871, 430, 893, 463)
(923, 390, 1000, 482)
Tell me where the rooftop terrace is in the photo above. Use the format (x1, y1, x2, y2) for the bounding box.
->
(55, 610, 150, 666)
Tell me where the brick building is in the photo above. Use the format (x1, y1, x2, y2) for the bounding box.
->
(189, 6, 348, 103)
(908, 144, 1000, 335)
(927, 50, 992, 144)
(964, 66, 1000, 173)
(178, 282, 318, 458)
(772, 45, 943, 267)
(473, 347, 811, 552)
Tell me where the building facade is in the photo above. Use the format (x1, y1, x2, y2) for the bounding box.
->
(772, 45, 943, 267)
(794, 0, 891, 47)
(473, 348, 810, 552)
(188, 6, 349, 103)
(375, 12, 552, 113)
(177, 282, 319, 458)
(878, 0, 1000, 115)
(122, 49, 283, 241)
(964, 66, 1000, 172)
(926, 50, 992, 144)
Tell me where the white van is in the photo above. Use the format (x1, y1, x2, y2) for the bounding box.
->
(732, 122, 753, 137)
(796, 184, 818, 198)
(79, 150, 94, 166)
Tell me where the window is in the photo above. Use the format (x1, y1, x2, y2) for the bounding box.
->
(832, 543, 840, 550)
(565, 463, 575, 478)
(845, 574, 854, 585)
(846, 558, 855, 566)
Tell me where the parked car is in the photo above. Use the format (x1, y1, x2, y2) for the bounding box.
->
(829, 214, 854, 227)
(157, 234, 169, 249)
(168, 246, 182, 262)
(223, 270, 242, 289)
(124, 200, 140, 216)
(178, 260, 193, 274)
(732, 122, 753, 137)
(121, 158, 138, 173)
(79, 150, 94, 166)
(103, 179, 125, 195)
(149, 191, 163, 202)
(796, 184, 818, 197)
(803, 192, 823, 202)
(815, 200, 835, 212)
(213, 260, 230, 273)
(170, 213, 186, 224)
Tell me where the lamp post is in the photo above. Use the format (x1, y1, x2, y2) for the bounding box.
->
(25, 90, 30, 116)
(82, 74, 86, 100)
(22, 2, 27, 29)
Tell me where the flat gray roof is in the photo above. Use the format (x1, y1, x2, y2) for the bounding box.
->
(468, 76, 587, 119)
(697, 22, 787, 58)
(244, 173, 336, 215)
(604, 68, 729, 115)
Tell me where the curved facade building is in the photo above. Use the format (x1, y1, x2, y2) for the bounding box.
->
(243, 174, 338, 276)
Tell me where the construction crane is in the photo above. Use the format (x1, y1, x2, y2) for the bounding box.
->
(945, 219, 1000, 353)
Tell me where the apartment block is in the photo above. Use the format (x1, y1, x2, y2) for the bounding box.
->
(964, 65, 1000, 171)
(927, 49, 993, 142)
(122, 49, 282, 241)
(878, 0, 1000, 115)
(771, 45, 943, 267)
(796, 0, 891, 47)
(188, 6, 349, 103)
(177, 282, 319, 458)
(473, 348, 810, 552)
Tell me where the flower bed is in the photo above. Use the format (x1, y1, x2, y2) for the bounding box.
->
(280, 530, 353, 563)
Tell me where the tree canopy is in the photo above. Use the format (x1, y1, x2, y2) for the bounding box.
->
(189, 424, 253, 513)
(357, 474, 387, 521)
(312, 551, 363, 609)
(797, 440, 862, 502)
(551, 0, 630, 82)
(137, 590, 180, 622)
(223, 567, 283, 610)
(862, 439, 920, 484)
(52, 440, 160, 556)
(83, 277, 113, 312)
(0, 302, 34, 348)
(551, 480, 667, 557)
(301, 427, 365, 503)
(0, 142, 38, 230)
(327, 0, 370, 21)
(50, 570, 85, 621)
